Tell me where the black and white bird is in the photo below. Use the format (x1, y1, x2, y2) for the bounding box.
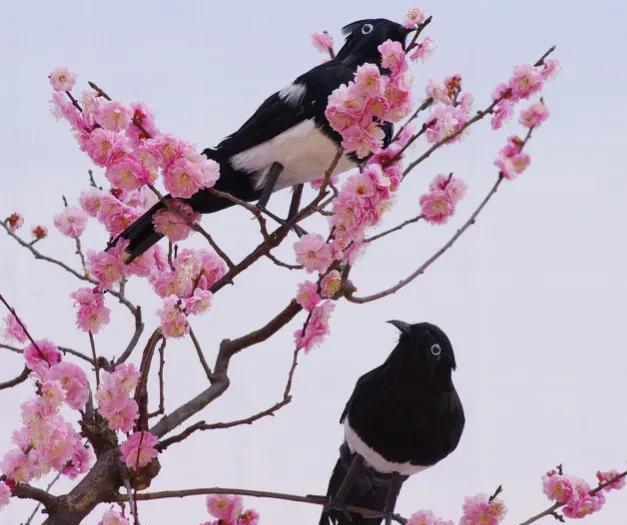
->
(116, 18, 412, 261)
(319, 321, 465, 525)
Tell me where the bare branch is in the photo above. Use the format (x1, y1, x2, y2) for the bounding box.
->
(115, 306, 144, 365)
(0, 366, 29, 390)
(24, 472, 62, 525)
(188, 325, 213, 382)
(13, 482, 60, 511)
(364, 215, 423, 243)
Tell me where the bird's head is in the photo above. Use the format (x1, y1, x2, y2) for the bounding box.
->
(387, 320, 457, 386)
(335, 18, 411, 67)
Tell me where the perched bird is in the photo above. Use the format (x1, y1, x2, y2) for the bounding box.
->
(320, 321, 465, 525)
(115, 18, 411, 261)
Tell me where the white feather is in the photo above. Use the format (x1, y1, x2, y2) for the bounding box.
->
(229, 119, 355, 191)
(343, 419, 430, 476)
(278, 82, 307, 107)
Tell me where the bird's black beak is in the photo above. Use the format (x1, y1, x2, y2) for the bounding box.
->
(387, 320, 411, 335)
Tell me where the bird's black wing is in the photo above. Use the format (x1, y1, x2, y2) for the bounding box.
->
(340, 365, 385, 424)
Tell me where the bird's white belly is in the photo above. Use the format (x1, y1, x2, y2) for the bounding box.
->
(343, 419, 430, 476)
(229, 119, 355, 191)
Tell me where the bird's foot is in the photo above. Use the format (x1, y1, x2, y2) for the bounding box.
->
(324, 497, 353, 523)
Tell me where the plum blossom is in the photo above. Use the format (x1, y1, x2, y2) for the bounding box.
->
(1, 448, 33, 483)
(294, 300, 334, 352)
(87, 249, 127, 289)
(2, 313, 28, 343)
(79, 188, 104, 217)
(237, 508, 260, 525)
(311, 31, 334, 55)
(53, 206, 88, 238)
(542, 471, 575, 503)
(99, 509, 130, 525)
(320, 269, 342, 298)
(425, 105, 468, 144)
(23, 339, 61, 377)
(70, 287, 111, 333)
(378, 40, 407, 76)
(95, 100, 134, 132)
(294, 234, 333, 273)
(206, 494, 243, 522)
(84, 128, 131, 168)
(152, 200, 200, 242)
(403, 7, 426, 28)
(562, 477, 605, 519)
(407, 509, 453, 525)
(494, 135, 530, 180)
(96, 363, 140, 432)
(46, 362, 89, 410)
(159, 296, 189, 338)
(459, 494, 506, 525)
(127, 101, 159, 146)
(410, 37, 435, 62)
(31, 225, 48, 240)
(596, 470, 626, 491)
(296, 281, 321, 312)
(184, 289, 213, 315)
(519, 101, 550, 128)
(419, 190, 453, 225)
(105, 157, 155, 191)
(119, 431, 158, 470)
(7, 212, 23, 231)
(49, 66, 76, 92)
(508, 64, 544, 101)
(429, 173, 467, 205)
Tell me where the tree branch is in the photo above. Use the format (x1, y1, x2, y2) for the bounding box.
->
(0, 365, 29, 390)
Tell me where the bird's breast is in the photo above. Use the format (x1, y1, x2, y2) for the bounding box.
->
(228, 119, 355, 191)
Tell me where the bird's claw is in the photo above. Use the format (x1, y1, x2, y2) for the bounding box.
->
(324, 497, 353, 523)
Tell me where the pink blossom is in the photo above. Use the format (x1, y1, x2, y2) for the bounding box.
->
(49, 66, 76, 92)
(101, 397, 138, 433)
(106, 157, 155, 191)
(410, 37, 435, 62)
(62, 440, 93, 479)
(296, 281, 321, 312)
(294, 300, 334, 353)
(341, 122, 386, 158)
(24, 339, 61, 377)
(426, 80, 452, 105)
(127, 101, 159, 146)
(378, 40, 407, 76)
(2, 313, 28, 343)
(1, 448, 33, 483)
(459, 494, 506, 525)
(46, 362, 89, 410)
(39, 380, 65, 412)
(404, 7, 426, 28)
(206, 494, 243, 522)
(79, 188, 104, 217)
(84, 128, 131, 168)
(426, 105, 468, 144)
(508, 64, 544, 101)
(99, 509, 130, 525)
(87, 249, 127, 289)
(119, 431, 158, 470)
(96, 195, 141, 236)
(541, 58, 560, 80)
(407, 509, 453, 525)
(311, 32, 334, 54)
(184, 289, 213, 315)
(429, 174, 467, 205)
(70, 287, 111, 333)
(495, 152, 530, 180)
(237, 508, 260, 525)
(31, 225, 48, 240)
(96, 363, 140, 432)
(95, 100, 133, 132)
(519, 101, 550, 128)
(293, 234, 333, 273)
(159, 296, 189, 338)
(320, 270, 342, 298)
(490, 101, 514, 130)
(562, 478, 605, 519)
(542, 471, 574, 503)
(7, 212, 23, 231)
(596, 470, 626, 491)
(53, 206, 88, 238)
(325, 84, 366, 132)
(152, 200, 200, 242)
(419, 190, 454, 225)
(0, 480, 10, 509)
(354, 64, 384, 97)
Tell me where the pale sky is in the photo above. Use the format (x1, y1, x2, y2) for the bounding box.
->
(1, 1, 626, 524)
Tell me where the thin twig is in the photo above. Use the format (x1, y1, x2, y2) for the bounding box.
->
(364, 215, 423, 243)
(149, 338, 166, 419)
(0, 366, 30, 390)
(188, 326, 213, 382)
(88, 331, 100, 386)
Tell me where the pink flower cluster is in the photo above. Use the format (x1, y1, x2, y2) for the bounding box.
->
(98, 509, 129, 525)
(459, 494, 506, 525)
(153, 199, 200, 242)
(1, 339, 92, 487)
(424, 75, 473, 145)
(2, 313, 28, 343)
(294, 300, 335, 353)
(419, 173, 467, 225)
(119, 431, 158, 470)
(70, 287, 111, 333)
(494, 135, 530, 180)
(96, 363, 140, 433)
(325, 42, 413, 158)
(202, 494, 259, 525)
(407, 509, 453, 525)
(403, 6, 426, 28)
(519, 101, 550, 129)
(491, 59, 559, 130)
(0, 481, 10, 509)
(542, 468, 624, 519)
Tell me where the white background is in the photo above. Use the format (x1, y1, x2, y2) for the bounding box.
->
(1, 1, 625, 524)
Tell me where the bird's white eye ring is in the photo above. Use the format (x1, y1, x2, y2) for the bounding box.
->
(361, 23, 374, 35)
(430, 343, 442, 356)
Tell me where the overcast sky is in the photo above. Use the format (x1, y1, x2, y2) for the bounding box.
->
(1, 1, 626, 524)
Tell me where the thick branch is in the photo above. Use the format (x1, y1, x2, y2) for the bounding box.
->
(13, 482, 60, 511)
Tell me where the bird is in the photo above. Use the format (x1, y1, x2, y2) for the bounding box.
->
(319, 320, 465, 525)
(114, 18, 412, 262)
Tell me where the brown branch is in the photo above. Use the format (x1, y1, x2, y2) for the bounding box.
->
(115, 306, 144, 365)
(114, 486, 406, 523)
(347, 176, 504, 303)
(188, 325, 213, 382)
(88, 331, 100, 386)
(1, 342, 94, 365)
(0, 366, 29, 390)
(148, 338, 166, 419)
(134, 329, 163, 431)
(364, 215, 423, 243)
(265, 251, 303, 270)
(24, 472, 62, 525)
(13, 482, 61, 511)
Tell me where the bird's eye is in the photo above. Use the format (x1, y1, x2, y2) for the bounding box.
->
(361, 23, 374, 35)
(430, 344, 442, 357)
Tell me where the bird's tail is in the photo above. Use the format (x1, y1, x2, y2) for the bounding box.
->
(113, 199, 167, 263)
(319, 444, 401, 525)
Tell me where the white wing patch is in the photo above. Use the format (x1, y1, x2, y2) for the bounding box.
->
(344, 419, 430, 476)
(278, 82, 307, 107)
